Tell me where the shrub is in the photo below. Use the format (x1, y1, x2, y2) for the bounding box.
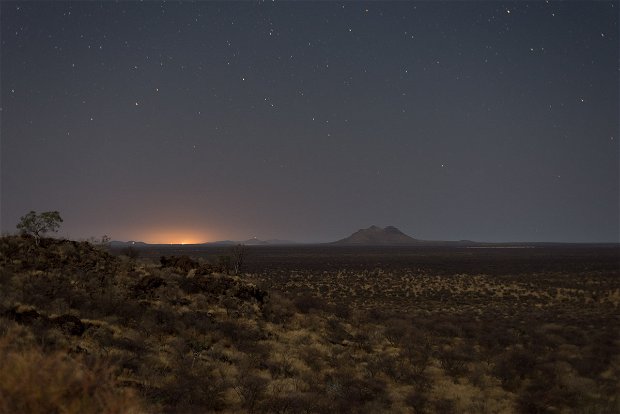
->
(294, 293, 326, 314)
(0, 329, 144, 414)
(234, 373, 268, 413)
(437, 348, 469, 378)
(405, 389, 430, 414)
(493, 348, 537, 391)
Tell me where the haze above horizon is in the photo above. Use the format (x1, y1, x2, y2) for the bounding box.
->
(1, 2, 618, 243)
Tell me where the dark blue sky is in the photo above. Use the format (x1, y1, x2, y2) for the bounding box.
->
(1, 1, 618, 243)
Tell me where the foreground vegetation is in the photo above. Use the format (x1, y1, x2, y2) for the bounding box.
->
(1, 236, 618, 413)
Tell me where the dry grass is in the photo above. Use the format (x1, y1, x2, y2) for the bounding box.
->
(0, 323, 144, 414)
(1, 236, 618, 413)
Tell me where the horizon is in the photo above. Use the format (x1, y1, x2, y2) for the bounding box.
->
(4, 223, 619, 246)
(2, 2, 618, 244)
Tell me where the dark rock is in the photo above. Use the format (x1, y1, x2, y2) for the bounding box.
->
(51, 314, 86, 336)
(5, 307, 42, 324)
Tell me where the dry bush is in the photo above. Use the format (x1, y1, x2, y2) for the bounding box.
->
(437, 346, 470, 379)
(0, 327, 144, 414)
(259, 391, 317, 414)
(405, 388, 430, 414)
(321, 370, 391, 414)
(492, 347, 538, 391)
(154, 358, 226, 412)
(234, 373, 269, 413)
(383, 317, 411, 346)
(293, 293, 327, 314)
(262, 293, 296, 324)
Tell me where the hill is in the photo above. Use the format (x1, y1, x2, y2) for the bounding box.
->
(333, 225, 421, 245)
(1, 235, 617, 413)
(0, 236, 268, 413)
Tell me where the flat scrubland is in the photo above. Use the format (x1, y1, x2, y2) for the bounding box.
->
(1, 237, 619, 413)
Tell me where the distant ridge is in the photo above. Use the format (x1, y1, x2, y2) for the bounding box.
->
(110, 240, 148, 247)
(332, 225, 421, 245)
(204, 238, 297, 246)
(109, 238, 297, 247)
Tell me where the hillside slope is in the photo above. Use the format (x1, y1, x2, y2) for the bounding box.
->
(1, 236, 616, 413)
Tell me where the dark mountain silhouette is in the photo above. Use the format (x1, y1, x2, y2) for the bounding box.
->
(332, 225, 421, 245)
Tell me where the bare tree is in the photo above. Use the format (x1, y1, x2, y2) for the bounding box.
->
(230, 244, 247, 275)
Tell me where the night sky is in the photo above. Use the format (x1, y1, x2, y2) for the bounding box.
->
(1, 1, 618, 243)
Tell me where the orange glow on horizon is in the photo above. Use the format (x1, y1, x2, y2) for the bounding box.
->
(138, 229, 212, 245)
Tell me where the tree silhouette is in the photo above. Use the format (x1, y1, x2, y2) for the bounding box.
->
(16, 210, 63, 245)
